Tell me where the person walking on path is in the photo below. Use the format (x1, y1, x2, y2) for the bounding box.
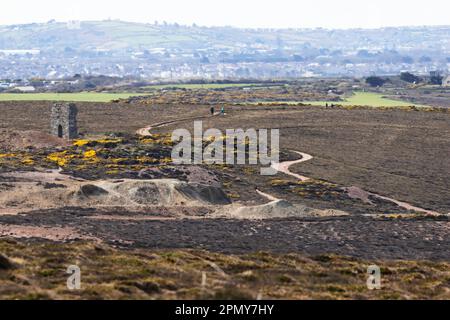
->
(210, 106, 215, 115)
(221, 106, 225, 115)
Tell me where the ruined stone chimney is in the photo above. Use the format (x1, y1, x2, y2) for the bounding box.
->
(51, 103, 78, 139)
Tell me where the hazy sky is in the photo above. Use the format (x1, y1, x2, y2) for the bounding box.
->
(1, 0, 449, 29)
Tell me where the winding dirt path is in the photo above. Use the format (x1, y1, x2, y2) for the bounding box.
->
(256, 189, 280, 202)
(136, 115, 215, 136)
(271, 151, 312, 182)
(272, 151, 441, 215)
(137, 119, 442, 216)
(369, 194, 440, 216)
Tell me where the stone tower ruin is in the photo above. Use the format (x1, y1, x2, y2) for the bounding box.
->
(51, 103, 78, 139)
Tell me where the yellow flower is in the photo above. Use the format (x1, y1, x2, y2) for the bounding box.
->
(136, 156, 158, 164)
(160, 157, 173, 164)
(96, 139, 122, 144)
(47, 151, 72, 166)
(83, 150, 97, 158)
(22, 157, 35, 165)
(0, 153, 15, 158)
(73, 139, 90, 147)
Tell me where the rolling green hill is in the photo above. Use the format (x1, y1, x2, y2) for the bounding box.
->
(1, 20, 448, 52)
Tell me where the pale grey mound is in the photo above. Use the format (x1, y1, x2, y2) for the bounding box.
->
(176, 183, 231, 205)
(181, 166, 221, 187)
(127, 185, 161, 205)
(96, 179, 231, 207)
(77, 184, 109, 198)
(216, 200, 349, 220)
(0, 176, 231, 214)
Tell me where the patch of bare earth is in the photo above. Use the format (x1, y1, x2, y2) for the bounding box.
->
(0, 225, 98, 242)
(0, 129, 70, 151)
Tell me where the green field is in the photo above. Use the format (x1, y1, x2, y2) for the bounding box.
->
(0, 92, 150, 102)
(0, 84, 274, 102)
(304, 92, 428, 108)
(0, 91, 430, 107)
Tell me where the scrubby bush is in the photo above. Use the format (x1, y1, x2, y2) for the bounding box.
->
(365, 76, 386, 87)
(400, 72, 421, 83)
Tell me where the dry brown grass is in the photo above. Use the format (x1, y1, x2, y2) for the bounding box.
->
(0, 239, 448, 300)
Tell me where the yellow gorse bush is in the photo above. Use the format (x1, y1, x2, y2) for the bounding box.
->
(96, 139, 122, 144)
(0, 153, 16, 158)
(21, 157, 35, 165)
(73, 138, 122, 147)
(47, 151, 75, 166)
(83, 150, 97, 158)
(73, 139, 90, 147)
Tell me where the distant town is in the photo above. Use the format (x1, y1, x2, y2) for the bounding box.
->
(0, 20, 449, 86)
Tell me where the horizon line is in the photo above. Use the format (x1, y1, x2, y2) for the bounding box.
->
(1, 19, 449, 31)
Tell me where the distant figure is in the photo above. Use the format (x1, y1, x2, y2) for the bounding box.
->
(210, 106, 215, 115)
(221, 106, 225, 115)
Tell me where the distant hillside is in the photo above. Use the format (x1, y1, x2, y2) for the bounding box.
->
(0, 20, 449, 51)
